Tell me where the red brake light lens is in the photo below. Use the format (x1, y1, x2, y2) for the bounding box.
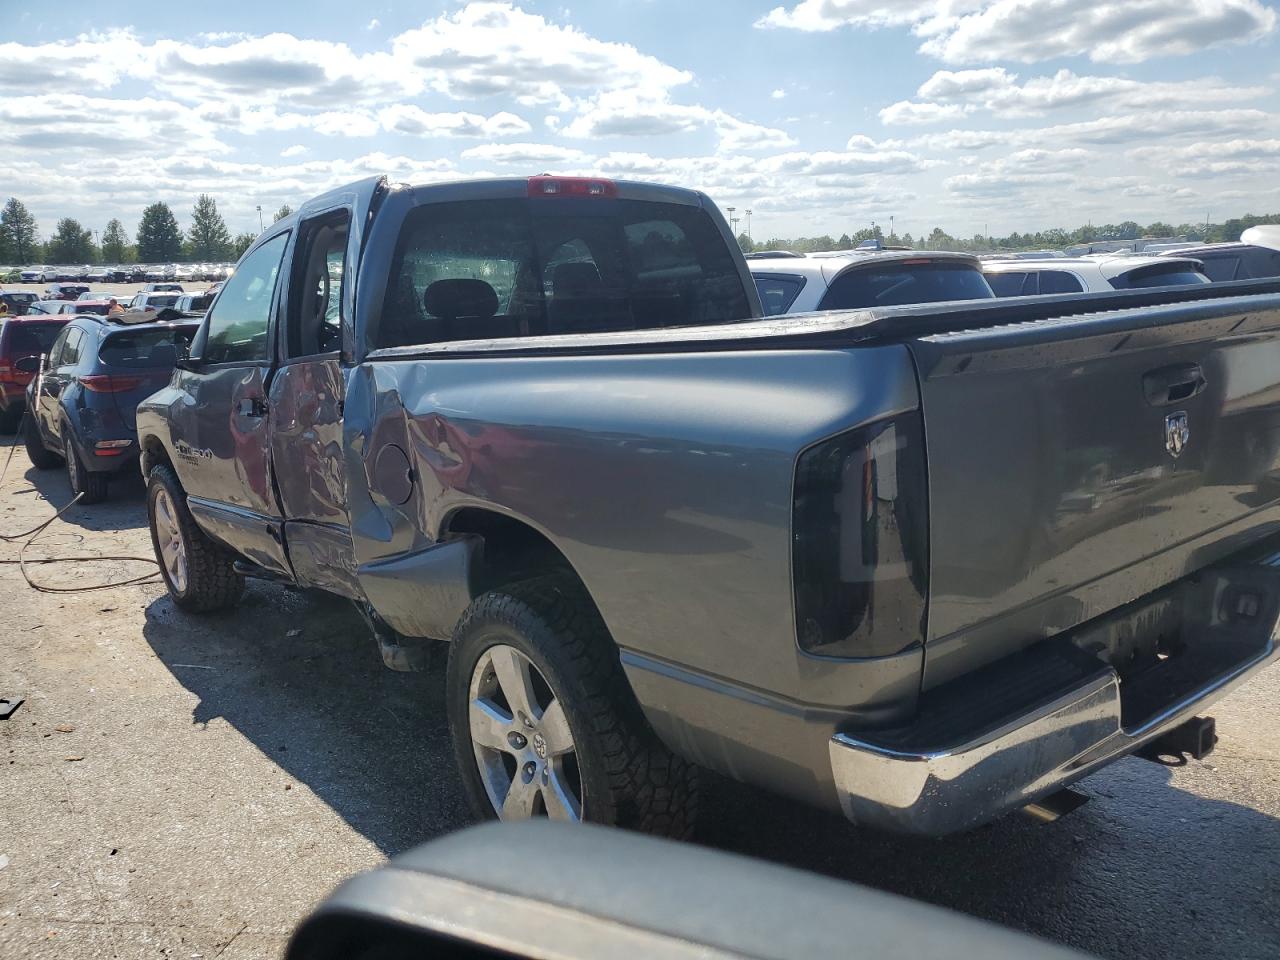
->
(79, 374, 145, 393)
(527, 176, 617, 199)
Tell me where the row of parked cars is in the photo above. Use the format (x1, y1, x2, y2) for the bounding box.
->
(13, 262, 235, 284)
(0, 282, 216, 507)
(746, 228, 1280, 315)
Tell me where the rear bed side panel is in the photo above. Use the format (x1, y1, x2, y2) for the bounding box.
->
(912, 296, 1280, 689)
(344, 347, 923, 803)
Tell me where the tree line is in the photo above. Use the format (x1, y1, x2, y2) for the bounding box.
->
(738, 213, 1280, 255)
(0, 197, 295, 266)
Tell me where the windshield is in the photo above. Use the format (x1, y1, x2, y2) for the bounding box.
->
(145, 295, 179, 308)
(819, 262, 994, 310)
(376, 197, 751, 348)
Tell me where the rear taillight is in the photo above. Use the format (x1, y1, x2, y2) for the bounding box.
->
(528, 176, 617, 198)
(79, 374, 145, 393)
(792, 412, 929, 659)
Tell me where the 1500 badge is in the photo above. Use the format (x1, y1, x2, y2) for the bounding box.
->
(175, 439, 214, 464)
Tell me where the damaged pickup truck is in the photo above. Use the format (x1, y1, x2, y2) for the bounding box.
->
(137, 174, 1280, 836)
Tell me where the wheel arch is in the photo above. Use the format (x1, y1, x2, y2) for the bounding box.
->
(139, 433, 174, 479)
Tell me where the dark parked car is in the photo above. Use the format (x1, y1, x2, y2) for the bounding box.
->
(1157, 242, 1280, 282)
(173, 291, 215, 314)
(45, 282, 90, 300)
(0, 314, 72, 431)
(22, 314, 198, 503)
(0, 291, 39, 316)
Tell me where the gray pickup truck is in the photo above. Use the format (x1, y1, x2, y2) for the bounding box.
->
(137, 174, 1280, 836)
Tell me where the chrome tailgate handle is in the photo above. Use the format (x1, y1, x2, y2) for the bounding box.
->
(1143, 363, 1206, 406)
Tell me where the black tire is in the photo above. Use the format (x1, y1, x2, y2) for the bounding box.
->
(63, 432, 108, 504)
(447, 574, 698, 837)
(146, 464, 245, 612)
(23, 412, 61, 470)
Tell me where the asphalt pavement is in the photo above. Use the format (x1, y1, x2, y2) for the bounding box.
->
(0, 436, 1277, 959)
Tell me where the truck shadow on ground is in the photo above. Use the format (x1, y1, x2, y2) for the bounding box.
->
(698, 755, 1280, 960)
(141, 575, 1280, 960)
(141, 582, 472, 856)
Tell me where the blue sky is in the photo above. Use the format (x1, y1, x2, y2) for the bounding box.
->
(3, 0, 1278, 243)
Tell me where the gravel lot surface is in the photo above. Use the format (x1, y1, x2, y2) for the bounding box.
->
(1, 435, 1277, 959)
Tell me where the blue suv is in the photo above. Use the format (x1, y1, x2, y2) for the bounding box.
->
(21, 315, 198, 503)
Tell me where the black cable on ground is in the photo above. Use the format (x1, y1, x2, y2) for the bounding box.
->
(0, 408, 162, 593)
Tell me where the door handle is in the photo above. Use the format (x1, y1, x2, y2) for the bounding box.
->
(236, 397, 268, 418)
(1143, 363, 1206, 406)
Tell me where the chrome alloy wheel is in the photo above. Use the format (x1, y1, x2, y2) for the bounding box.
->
(468, 644, 582, 821)
(152, 486, 189, 593)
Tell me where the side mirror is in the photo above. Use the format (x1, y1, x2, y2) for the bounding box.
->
(285, 823, 1088, 960)
(14, 355, 41, 374)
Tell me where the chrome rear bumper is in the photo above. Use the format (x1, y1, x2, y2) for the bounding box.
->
(830, 636, 1278, 835)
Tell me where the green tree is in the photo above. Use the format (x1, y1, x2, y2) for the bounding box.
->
(273, 204, 294, 223)
(231, 232, 256, 259)
(187, 194, 232, 260)
(736, 232, 754, 254)
(101, 218, 130, 263)
(1, 198, 39, 263)
(136, 202, 183, 262)
(46, 218, 95, 264)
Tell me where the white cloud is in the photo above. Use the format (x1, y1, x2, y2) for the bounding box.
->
(392, 2, 690, 106)
(379, 105, 532, 138)
(885, 68, 1268, 123)
(771, 88, 786, 99)
(281, 144, 309, 157)
(758, 0, 1277, 65)
(923, 0, 1277, 64)
(366, 18, 380, 30)
(879, 100, 971, 125)
(459, 142, 592, 165)
(1129, 138, 1280, 176)
(560, 90, 794, 152)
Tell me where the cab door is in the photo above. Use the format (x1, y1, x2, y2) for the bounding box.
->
(172, 228, 292, 575)
(267, 203, 361, 598)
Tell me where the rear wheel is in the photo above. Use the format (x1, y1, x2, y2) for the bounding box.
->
(23, 413, 61, 469)
(447, 575, 698, 836)
(64, 433, 108, 504)
(147, 464, 245, 612)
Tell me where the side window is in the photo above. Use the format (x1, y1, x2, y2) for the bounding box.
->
(987, 272, 1028, 297)
(46, 327, 71, 367)
(59, 328, 84, 366)
(1038, 270, 1084, 294)
(1199, 255, 1240, 282)
(1247, 249, 1280, 279)
(202, 232, 289, 364)
(287, 211, 350, 357)
(753, 274, 806, 315)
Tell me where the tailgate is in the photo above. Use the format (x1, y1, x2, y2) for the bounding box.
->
(912, 293, 1280, 688)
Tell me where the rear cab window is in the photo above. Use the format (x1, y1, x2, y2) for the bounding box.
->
(819, 260, 994, 310)
(373, 195, 751, 349)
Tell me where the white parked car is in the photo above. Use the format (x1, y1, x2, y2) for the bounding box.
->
(747, 250, 994, 315)
(20, 265, 52, 282)
(983, 255, 1209, 297)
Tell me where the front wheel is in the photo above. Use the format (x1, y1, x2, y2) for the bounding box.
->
(447, 575, 698, 836)
(147, 464, 245, 612)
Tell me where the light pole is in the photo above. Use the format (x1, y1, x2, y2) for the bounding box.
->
(745, 209, 753, 241)
(256, 205, 264, 232)
(726, 206, 736, 236)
